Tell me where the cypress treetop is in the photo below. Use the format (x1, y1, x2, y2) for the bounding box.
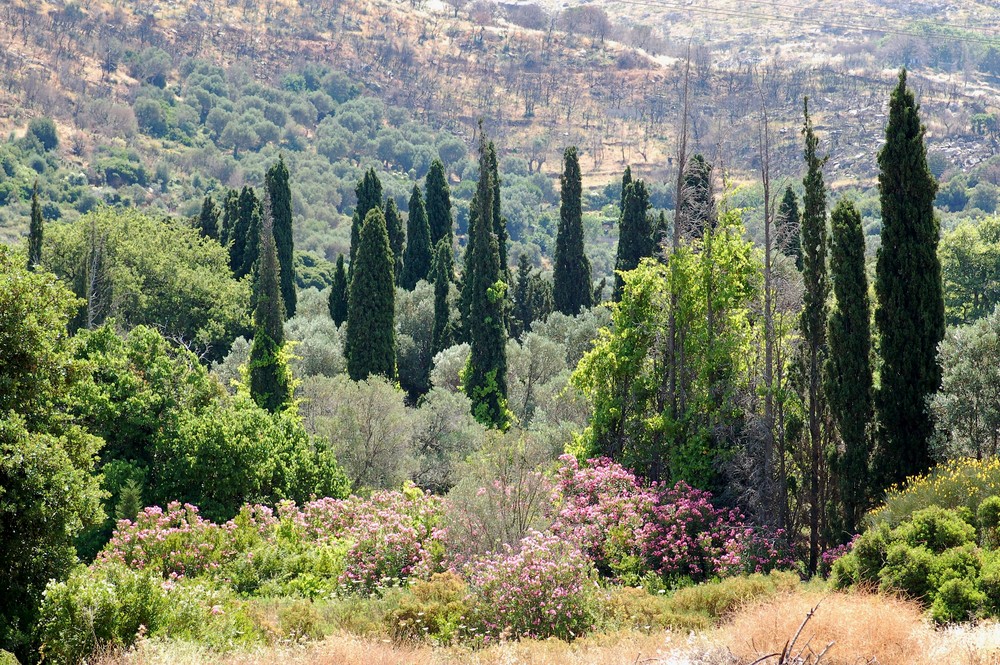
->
(346, 207, 396, 381)
(248, 210, 291, 413)
(197, 195, 219, 241)
(620, 166, 633, 212)
(779, 186, 802, 270)
(425, 159, 454, 248)
(27, 181, 43, 270)
(350, 168, 383, 268)
(680, 154, 716, 239)
(800, 98, 829, 352)
(266, 156, 296, 318)
(385, 196, 405, 282)
(487, 141, 509, 274)
(431, 238, 454, 355)
(328, 254, 349, 327)
(874, 69, 944, 489)
(553, 146, 593, 316)
(401, 185, 432, 289)
(613, 178, 653, 300)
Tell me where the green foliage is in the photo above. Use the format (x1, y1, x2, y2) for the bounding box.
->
(939, 218, 1000, 325)
(27, 182, 42, 270)
(346, 208, 396, 380)
(931, 577, 986, 624)
(553, 147, 592, 316)
(511, 253, 553, 338)
(874, 69, 945, 490)
(266, 156, 297, 318)
(27, 117, 58, 152)
(249, 212, 292, 413)
(401, 185, 432, 289)
(612, 177, 653, 300)
(197, 194, 219, 241)
(328, 254, 349, 327)
(350, 168, 383, 268)
(425, 159, 453, 248)
(871, 458, 1000, 529)
(387, 572, 470, 644)
(431, 239, 454, 355)
(778, 186, 802, 269)
(385, 197, 405, 282)
(680, 154, 715, 239)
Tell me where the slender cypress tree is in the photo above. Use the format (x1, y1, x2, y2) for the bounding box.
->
(801, 97, 829, 575)
(220, 189, 239, 248)
(826, 198, 873, 537)
(465, 133, 509, 429)
(243, 199, 262, 281)
(249, 210, 291, 413)
(350, 168, 383, 268)
(513, 253, 533, 338)
(431, 238, 454, 355)
(197, 194, 219, 241)
(425, 159, 453, 248)
(487, 141, 509, 274)
(779, 186, 802, 270)
(231, 186, 260, 279)
(620, 166, 632, 212)
(613, 179, 653, 300)
(27, 181, 43, 270)
(401, 185, 432, 289)
(328, 254, 349, 327)
(346, 208, 396, 381)
(385, 197, 405, 282)
(266, 156, 296, 318)
(874, 69, 944, 489)
(553, 147, 593, 316)
(681, 154, 716, 239)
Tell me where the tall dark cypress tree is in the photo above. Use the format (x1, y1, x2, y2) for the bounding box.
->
(431, 238, 454, 355)
(328, 254, 349, 327)
(385, 197, 405, 282)
(266, 156, 296, 318)
(27, 181, 43, 270)
(220, 189, 239, 249)
(826, 198, 873, 537)
(613, 179, 653, 300)
(681, 154, 716, 239)
(425, 159, 453, 248)
(801, 97, 829, 575)
(487, 141, 509, 275)
(350, 168, 383, 268)
(465, 133, 509, 429)
(779, 186, 802, 270)
(513, 253, 534, 338)
(620, 166, 632, 212)
(231, 186, 260, 279)
(197, 195, 219, 241)
(874, 69, 944, 490)
(553, 147, 593, 316)
(401, 185, 432, 289)
(346, 208, 396, 381)
(243, 199, 262, 281)
(249, 210, 292, 413)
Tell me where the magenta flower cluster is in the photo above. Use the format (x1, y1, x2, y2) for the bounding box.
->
(551, 455, 795, 583)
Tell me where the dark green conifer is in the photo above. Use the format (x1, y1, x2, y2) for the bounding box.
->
(613, 179, 653, 300)
(328, 254, 349, 327)
(401, 186, 432, 289)
(220, 189, 239, 248)
(425, 159, 453, 248)
(874, 69, 944, 489)
(825, 198, 873, 536)
(230, 186, 260, 279)
(779, 186, 803, 270)
(464, 133, 509, 429)
(431, 238, 454, 355)
(349, 168, 383, 268)
(681, 154, 715, 239)
(197, 194, 219, 241)
(513, 253, 534, 338)
(487, 141, 509, 275)
(620, 166, 632, 212)
(385, 197, 405, 282)
(27, 181, 43, 270)
(346, 208, 396, 381)
(248, 210, 292, 413)
(266, 156, 296, 318)
(553, 147, 593, 316)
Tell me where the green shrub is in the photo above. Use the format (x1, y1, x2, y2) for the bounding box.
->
(599, 587, 708, 632)
(387, 571, 470, 644)
(931, 578, 986, 624)
(979, 495, 1000, 546)
(278, 601, 324, 641)
(852, 523, 891, 584)
(931, 545, 982, 589)
(979, 552, 1000, 615)
(665, 570, 800, 620)
(0, 651, 19, 665)
(896, 506, 976, 553)
(870, 458, 1000, 528)
(878, 543, 936, 600)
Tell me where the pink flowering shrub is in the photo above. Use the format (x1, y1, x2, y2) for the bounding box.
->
(464, 531, 597, 641)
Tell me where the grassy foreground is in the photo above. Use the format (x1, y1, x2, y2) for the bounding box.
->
(92, 590, 1000, 665)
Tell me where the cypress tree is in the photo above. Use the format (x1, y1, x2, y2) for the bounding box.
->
(425, 159, 453, 248)
(431, 238, 454, 355)
(242, 197, 262, 281)
(681, 154, 715, 239)
(401, 185, 432, 289)
(27, 181, 43, 270)
(874, 69, 944, 489)
(825, 198, 873, 536)
(613, 179, 653, 300)
(346, 208, 396, 381)
(801, 97, 829, 575)
(513, 253, 533, 338)
(620, 166, 632, 212)
(220, 189, 239, 249)
(328, 254, 349, 327)
(197, 194, 219, 241)
(385, 197, 405, 282)
(779, 186, 802, 270)
(465, 132, 509, 429)
(553, 146, 593, 316)
(266, 156, 296, 318)
(248, 210, 292, 413)
(230, 186, 260, 279)
(349, 168, 383, 268)
(487, 141, 509, 274)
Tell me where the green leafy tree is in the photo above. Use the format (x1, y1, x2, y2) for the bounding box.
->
(401, 185, 432, 289)
(553, 147, 593, 316)
(266, 156, 296, 318)
(939, 218, 1000, 325)
(27, 116, 58, 151)
(874, 70, 945, 490)
(464, 133, 510, 429)
(385, 196, 405, 282)
(350, 168, 383, 268)
(778, 186, 802, 270)
(27, 181, 43, 270)
(825, 199, 873, 537)
(197, 194, 219, 241)
(431, 238, 454, 355)
(613, 179, 653, 300)
(426, 159, 454, 247)
(328, 254, 349, 327)
(346, 208, 396, 380)
(249, 211, 292, 413)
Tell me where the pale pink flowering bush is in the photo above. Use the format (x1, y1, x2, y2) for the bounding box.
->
(464, 531, 597, 641)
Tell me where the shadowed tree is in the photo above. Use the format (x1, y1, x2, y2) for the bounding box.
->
(346, 208, 396, 380)
(197, 194, 219, 242)
(431, 238, 454, 355)
(249, 209, 292, 413)
(27, 181, 43, 270)
(385, 197, 405, 282)
(426, 159, 454, 248)
(266, 156, 296, 318)
(779, 186, 802, 270)
(613, 178, 653, 300)
(401, 185, 432, 289)
(328, 254, 349, 327)
(350, 168, 383, 269)
(553, 147, 593, 315)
